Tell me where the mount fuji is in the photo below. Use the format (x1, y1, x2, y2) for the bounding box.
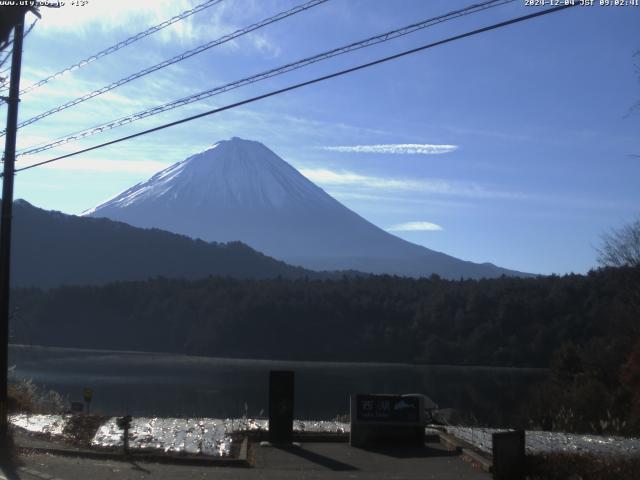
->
(84, 137, 527, 279)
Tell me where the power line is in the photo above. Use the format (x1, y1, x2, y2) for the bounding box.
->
(0, 0, 225, 96)
(0, 54, 11, 73)
(0, 19, 37, 91)
(2, 0, 328, 136)
(13, 4, 576, 175)
(23, 18, 38, 38)
(17, 0, 515, 157)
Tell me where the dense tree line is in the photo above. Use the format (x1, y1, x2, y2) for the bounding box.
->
(11, 267, 638, 366)
(10, 266, 640, 432)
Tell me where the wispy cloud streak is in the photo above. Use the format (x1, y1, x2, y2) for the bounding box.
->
(388, 221, 443, 232)
(300, 168, 526, 200)
(321, 143, 458, 155)
(38, 158, 169, 174)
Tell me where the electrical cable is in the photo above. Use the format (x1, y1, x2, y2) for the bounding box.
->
(2, 0, 225, 96)
(1, 0, 328, 136)
(17, 0, 514, 157)
(12, 3, 577, 175)
(0, 19, 37, 91)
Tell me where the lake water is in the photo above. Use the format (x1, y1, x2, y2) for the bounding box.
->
(9, 344, 547, 425)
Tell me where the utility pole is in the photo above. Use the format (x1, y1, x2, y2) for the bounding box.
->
(0, 9, 25, 445)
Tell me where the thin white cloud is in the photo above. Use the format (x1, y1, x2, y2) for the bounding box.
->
(299, 168, 526, 200)
(32, 0, 276, 50)
(301, 168, 631, 211)
(25, 80, 150, 108)
(245, 32, 281, 58)
(321, 144, 458, 155)
(328, 191, 477, 209)
(37, 158, 169, 174)
(36, 1, 193, 34)
(388, 221, 443, 232)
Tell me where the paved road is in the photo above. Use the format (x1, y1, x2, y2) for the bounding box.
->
(1, 442, 490, 480)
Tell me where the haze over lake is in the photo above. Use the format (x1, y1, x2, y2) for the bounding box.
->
(10, 344, 547, 424)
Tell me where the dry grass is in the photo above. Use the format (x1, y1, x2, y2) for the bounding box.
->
(63, 415, 108, 447)
(526, 453, 640, 480)
(7, 383, 37, 413)
(7, 378, 67, 414)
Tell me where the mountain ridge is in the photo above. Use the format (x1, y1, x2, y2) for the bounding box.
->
(84, 137, 531, 279)
(8, 199, 331, 288)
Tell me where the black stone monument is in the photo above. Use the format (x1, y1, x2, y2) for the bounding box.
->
(268, 370, 294, 444)
(492, 429, 525, 480)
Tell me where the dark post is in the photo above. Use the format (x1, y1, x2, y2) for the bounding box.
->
(492, 429, 525, 480)
(116, 415, 132, 456)
(83, 387, 93, 414)
(0, 11, 25, 444)
(268, 370, 294, 444)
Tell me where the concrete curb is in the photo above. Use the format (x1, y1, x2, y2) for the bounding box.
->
(438, 431, 462, 453)
(460, 446, 492, 472)
(437, 431, 493, 472)
(16, 436, 250, 468)
(247, 431, 349, 443)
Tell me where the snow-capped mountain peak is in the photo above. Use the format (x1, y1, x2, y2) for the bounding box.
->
(84, 137, 333, 215)
(84, 137, 526, 279)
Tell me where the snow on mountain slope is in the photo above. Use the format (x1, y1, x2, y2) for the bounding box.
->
(84, 137, 528, 279)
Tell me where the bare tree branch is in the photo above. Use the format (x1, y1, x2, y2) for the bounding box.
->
(598, 218, 640, 268)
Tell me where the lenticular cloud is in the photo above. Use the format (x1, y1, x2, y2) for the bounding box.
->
(388, 221, 443, 232)
(322, 144, 458, 155)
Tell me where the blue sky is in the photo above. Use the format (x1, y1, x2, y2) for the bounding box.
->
(3, 0, 639, 275)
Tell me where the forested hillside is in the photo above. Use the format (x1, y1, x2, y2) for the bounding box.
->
(11, 266, 640, 432)
(10, 266, 637, 365)
(8, 200, 320, 287)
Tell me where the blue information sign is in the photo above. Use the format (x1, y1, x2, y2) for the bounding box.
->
(355, 394, 420, 422)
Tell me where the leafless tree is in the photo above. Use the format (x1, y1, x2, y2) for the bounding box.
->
(598, 217, 640, 268)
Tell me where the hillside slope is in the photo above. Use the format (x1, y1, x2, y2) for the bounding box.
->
(9, 200, 316, 288)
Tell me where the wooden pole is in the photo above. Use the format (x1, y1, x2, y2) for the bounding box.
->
(0, 10, 25, 443)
